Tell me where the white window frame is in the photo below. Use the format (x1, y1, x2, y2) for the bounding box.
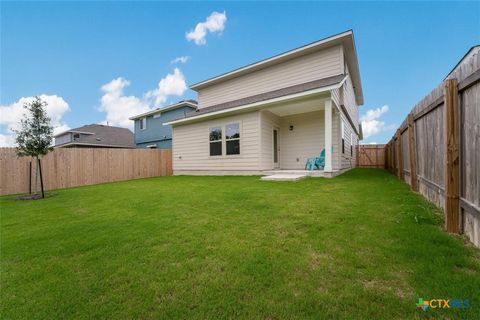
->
(140, 117, 147, 130)
(350, 132, 354, 157)
(209, 126, 223, 156)
(225, 123, 241, 156)
(208, 121, 242, 158)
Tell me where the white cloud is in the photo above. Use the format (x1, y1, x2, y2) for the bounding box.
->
(0, 134, 16, 147)
(99, 69, 188, 129)
(0, 94, 70, 147)
(146, 68, 187, 106)
(99, 77, 151, 129)
(53, 124, 71, 136)
(361, 105, 389, 122)
(171, 56, 190, 64)
(186, 11, 227, 45)
(360, 105, 394, 139)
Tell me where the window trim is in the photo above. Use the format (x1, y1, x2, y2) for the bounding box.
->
(140, 117, 147, 130)
(225, 123, 241, 155)
(208, 121, 242, 158)
(350, 132, 354, 157)
(209, 126, 223, 156)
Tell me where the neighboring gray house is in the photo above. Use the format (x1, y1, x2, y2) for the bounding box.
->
(165, 30, 364, 176)
(129, 100, 197, 149)
(54, 124, 135, 148)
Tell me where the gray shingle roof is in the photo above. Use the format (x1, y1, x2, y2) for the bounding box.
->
(184, 74, 345, 119)
(56, 124, 135, 148)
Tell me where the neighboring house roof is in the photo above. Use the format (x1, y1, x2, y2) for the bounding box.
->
(190, 30, 363, 105)
(165, 74, 346, 126)
(444, 45, 480, 80)
(54, 124, 135, 148)
(129, 100, 198, 120)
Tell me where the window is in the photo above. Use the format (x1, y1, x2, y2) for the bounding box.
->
(140, 117, 147, 130)
(73, 133, 80, 140)
(209, 127, 222, 156)
(225, 123, 240, 155)
(341, 121, 345, 154)
(350, 133, 354, 156)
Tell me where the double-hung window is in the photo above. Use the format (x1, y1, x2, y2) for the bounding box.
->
(226, 123, 240, 155)
(209, 127, 222, 156)
(209, 123, 241, 156)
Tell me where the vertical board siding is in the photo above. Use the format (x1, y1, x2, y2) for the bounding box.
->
(357, 145, 385, 168)
(0, 148, 172, 196)
(385, 50, 480, 247)
(401, 130, 410, 184)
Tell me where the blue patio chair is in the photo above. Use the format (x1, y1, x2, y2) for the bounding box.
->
(305, 149, 325, 171)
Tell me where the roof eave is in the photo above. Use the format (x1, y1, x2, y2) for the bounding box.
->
(129, 101, 198, 120)
(165, 81, 343, 126)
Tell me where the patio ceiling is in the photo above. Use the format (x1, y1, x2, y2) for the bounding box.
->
(265, 93, 329, 117)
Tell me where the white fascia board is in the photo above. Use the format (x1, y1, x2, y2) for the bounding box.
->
(129, 101, 198, 120)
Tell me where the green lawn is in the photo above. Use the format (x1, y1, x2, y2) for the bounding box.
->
(1, 169, 479, 319)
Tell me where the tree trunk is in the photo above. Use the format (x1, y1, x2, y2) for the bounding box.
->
(37, 157, 45, 199)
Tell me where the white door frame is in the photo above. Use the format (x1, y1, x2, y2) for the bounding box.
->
(273, 127, 280, 168)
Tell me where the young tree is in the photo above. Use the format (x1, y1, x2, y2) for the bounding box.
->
(14, 97, 53, 198)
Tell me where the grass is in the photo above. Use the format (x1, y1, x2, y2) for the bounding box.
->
(1, 169, 479, 319)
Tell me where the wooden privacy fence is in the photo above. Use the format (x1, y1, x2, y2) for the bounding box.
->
(385, 49, 480, 247)
(0, 148, 172, 196)
(357, 144, 386, 168)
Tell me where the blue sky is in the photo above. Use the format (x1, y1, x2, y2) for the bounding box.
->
(1, 1, 479, 145)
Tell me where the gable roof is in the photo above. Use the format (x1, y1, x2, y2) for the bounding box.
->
(129, 100, 198, 120)
(190, 30, 364, 105)
(54, 124, 134, 148)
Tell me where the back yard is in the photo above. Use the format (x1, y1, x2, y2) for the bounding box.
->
(1, 169, 479, 319)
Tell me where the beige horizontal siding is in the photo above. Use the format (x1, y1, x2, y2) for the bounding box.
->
(172, 112, 261, 172)
(260, 106, 341, 171)
(332, 110, 341, 170)
(343, 63, 359, 130)
(278, 111, 324, 169)
(337, 110, 358, 169)
(197, 45, 344, 109)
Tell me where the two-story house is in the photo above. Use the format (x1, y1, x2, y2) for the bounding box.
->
(165, 30, 363, 176)
(129, 100, 197, 149)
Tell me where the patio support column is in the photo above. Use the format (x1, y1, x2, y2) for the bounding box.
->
(324, 99, 333, 172)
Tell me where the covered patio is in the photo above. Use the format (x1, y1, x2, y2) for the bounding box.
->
(257, 89, 342, 175)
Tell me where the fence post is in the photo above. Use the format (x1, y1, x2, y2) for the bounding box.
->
(444, 79, 460, 233)
(407, 113, 418, 191)
(384, 144, 388, 169)
(395, 130, 403, 180)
